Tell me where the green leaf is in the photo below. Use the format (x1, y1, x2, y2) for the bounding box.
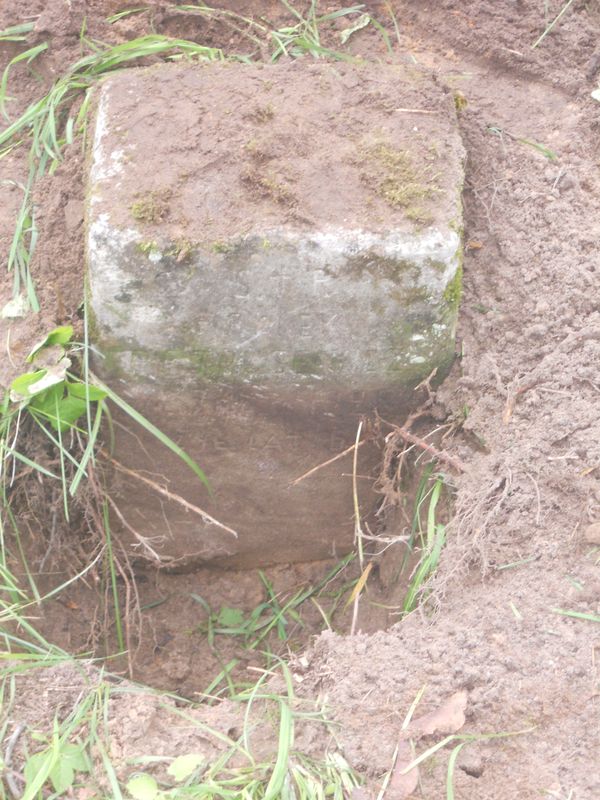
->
(66, 380, 108, 401)
(49, 759, 75, 794)
(127, 773, 159, 800)
(23, 750, 52, 788)
(52, 396, 88, 431)
(10, 370, 48, 399)
(61, 743, 90, 773)
(217, 607, 245, 627)
(29, 387, 87, 431)
(26, 325, 74, 362)
(551, 607, 600, 623)
(167, 753, 205, 782)
(27, 383, 63, 413)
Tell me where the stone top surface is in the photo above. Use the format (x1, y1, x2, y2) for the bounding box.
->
(90, 60, 464, 242)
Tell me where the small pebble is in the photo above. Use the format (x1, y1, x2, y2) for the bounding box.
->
(583, 522, 600, 545)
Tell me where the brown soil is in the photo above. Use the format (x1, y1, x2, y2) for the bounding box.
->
(90, 58, 462, 239)
(2, 1, 600, 799)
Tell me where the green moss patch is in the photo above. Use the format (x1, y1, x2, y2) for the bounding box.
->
(290, 352, 323, 375)
(359, 141, 439, 224)
(130, 189, 172, 223)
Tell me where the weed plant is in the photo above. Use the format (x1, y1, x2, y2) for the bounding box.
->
(401, 470, 446, 615)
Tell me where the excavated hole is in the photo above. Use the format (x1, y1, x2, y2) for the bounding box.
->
(13, 412, 451, 699)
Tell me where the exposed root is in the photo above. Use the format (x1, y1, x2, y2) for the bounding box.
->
(105, 495, 166, 566)
(85, 463, 142, 677)
(102, 451, 239, 539)
(291, 439, 368, 486)
(442, 468, 513, 582)
(386, 426, 466, 474)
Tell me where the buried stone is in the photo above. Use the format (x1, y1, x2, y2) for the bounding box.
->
(87, 60, 464, 569)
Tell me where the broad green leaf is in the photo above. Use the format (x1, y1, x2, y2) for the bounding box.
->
(29, 388, 87, 431)
(52, 396, 88, 431)
(26, 358, 70, 394)
(27, 384, 64, 416)
(67, 381, 108, 401)
(10, 370, 47, 399)
(127, 774, 159, 800)
(26, 325, 74, 362)
(23, 750, 52, 787)
(49, 759, 75, 794)
(217, 607, 245, 627)
(61, 743, 90, 772)
(167, 753, 205, 781)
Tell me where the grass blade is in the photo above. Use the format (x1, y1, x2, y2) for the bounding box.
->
(532, 0, 576, 48)
(93, 375, 210, 490)
(264, 700, 293, 800)
(551, 607, 600, 623)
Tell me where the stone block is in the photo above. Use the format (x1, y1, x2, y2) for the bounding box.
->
(87, 60, 464, 569)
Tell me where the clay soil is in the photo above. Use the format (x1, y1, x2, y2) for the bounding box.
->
(2, 1, 600, 799)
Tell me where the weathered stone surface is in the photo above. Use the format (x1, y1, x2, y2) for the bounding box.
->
(87, 60, 464, 569)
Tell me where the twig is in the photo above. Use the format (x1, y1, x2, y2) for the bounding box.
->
(4, 723, 25, 800)
(106, 495, 165, 564)
(503, 380, 540, 425)
(531, 0, 576, 49)
(526, 471, 542, 527)
(395, 107, 438, 114)
(5, 328, 17, 369)
(291, 439, 366, 486)
(392, 427, 466, 474)
(352, 421, 365, 569)
(101, 451, 238, 538)
(414, 367, 438, 400)
(350, 592, 360, 636)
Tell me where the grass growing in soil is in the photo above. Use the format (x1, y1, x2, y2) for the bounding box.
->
(401, 470, 446, 615)
(0, 5, 459, 798)
(0, 650, 360, 800)
(191, 555, 357, 699)
(0, 35, 224, 311)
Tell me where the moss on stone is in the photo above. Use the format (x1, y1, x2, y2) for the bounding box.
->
(130, 189, 172, 223)
(290, 352, 323, 376)
(425, 258, 448, 274)
(211, 241, 231, 254)
(166, 239, 194, 263)
(345, 252, 417, 283)
(136, 240, 159, 255)
(191, 349, 237, 381)
(149, 346, 241, 382)
(359, 141, 439, 224)
(390, 285, 432, 306)
(443, 249, 463, 312)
